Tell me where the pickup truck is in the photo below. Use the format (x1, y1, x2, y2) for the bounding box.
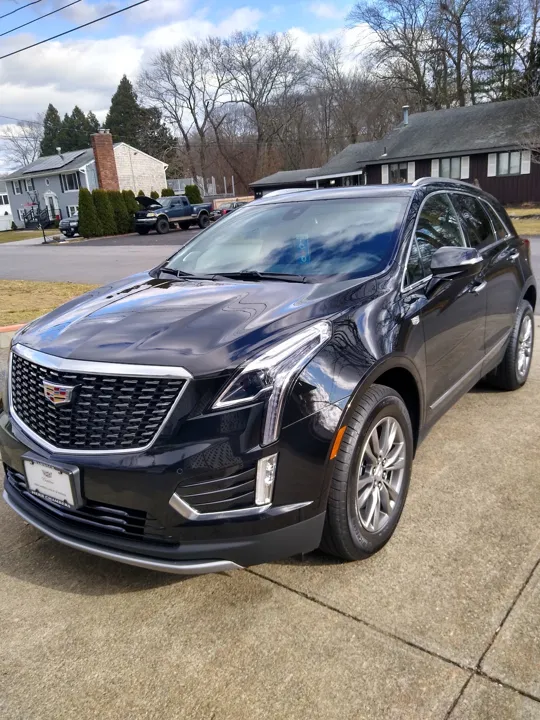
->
(135, 195, 213, 234)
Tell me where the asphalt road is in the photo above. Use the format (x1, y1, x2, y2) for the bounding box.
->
(1, 339, 540, 718)
(0, 229, 198, 284)
(0, 230, 539, 288)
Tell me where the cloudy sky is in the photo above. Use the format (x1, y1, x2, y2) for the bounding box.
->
(0, 0, 358, 132)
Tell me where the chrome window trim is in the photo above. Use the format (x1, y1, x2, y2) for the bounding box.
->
(8, 344, 193, 456)
(169, 491, 312, 522)
(448, 190, 513, 249)
(401, 190, 466, 292)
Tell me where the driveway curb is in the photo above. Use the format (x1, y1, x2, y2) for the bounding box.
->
(0, 324, 24, 348)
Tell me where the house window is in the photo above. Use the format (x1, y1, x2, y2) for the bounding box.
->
(440, 157, 462, 179)
(17, 208, 26, 222)
(25, 178, 35, 192)
(497, 151, 522, 175)
(389, 163, 407, 183)
(45, 178, 50, 186)
(67, 205, 78, 217)
(0, 194, 8, 205)
(61, 172, 80, 192)
(13, 180, 21, 195)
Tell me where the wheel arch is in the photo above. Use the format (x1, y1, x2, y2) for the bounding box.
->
(523, 282, 537, 311)
(341, 356, 425, 451)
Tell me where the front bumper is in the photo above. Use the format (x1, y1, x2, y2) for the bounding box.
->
(1, 402, 334, 573)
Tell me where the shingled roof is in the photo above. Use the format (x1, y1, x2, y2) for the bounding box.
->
(250, 168, 320, 188)
(312, 97, 539, 178)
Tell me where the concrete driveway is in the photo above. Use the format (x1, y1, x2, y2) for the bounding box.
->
(0, 231, 539, 287)
(1, 331, 540, 719)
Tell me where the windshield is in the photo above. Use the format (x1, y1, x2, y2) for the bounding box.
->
(164, 197, 408, 279)
(157, 196, 176, 208)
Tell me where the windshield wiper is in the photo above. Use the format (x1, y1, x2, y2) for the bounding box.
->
(159, 267, 216, 281)
(217, 270, 308, 283)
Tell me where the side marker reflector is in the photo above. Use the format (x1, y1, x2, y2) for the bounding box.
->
(330, 426, 347, 460)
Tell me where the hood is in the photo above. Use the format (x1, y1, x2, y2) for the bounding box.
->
(15, 272, 355, 377)
(136, 195, 162, 209)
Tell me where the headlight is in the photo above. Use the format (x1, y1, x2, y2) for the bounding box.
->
(146, 212, 157, 218)
(70, 221, 77, 226)
(213, 320, 332, 445)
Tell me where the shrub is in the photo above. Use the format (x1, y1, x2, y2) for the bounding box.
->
(137, 189, 145, 196)
(184, 184, 203, 204)
(122, 189, 139, 214)
(161, 187, 174, 196)
(11, 220, 18, 231)
(92, 189, 117, 236)
(77, 188, 102, 238)
(150, 190, 159, 199)
(108, 190, 131, 234)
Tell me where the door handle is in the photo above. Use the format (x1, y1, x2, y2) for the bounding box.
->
(509, 251, 520, 261)
(471, 281, 487, 294)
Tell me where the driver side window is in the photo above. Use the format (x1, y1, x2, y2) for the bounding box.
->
(415, 193, 464, 273)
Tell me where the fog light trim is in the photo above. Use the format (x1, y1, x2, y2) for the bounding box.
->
(255, 453, 278, 506)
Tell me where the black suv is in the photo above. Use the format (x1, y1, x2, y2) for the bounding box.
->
(1, 180, 535, 574)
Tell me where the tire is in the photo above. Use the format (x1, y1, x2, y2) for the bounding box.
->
(179, 222, 191, 231)
(198, 213, 209, 229)
(156, 218, 170, 235)
(487, 300, 534, 391)
(137, 227, 150, 235)
(321, 384, 414, 560)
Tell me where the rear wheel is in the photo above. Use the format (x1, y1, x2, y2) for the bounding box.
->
(487, 300, 534, 390)
(156, 217, 170, 235)
(321, 384, 413, 560)
(198, 213, 209, 229)
(137, 227, 150, 235)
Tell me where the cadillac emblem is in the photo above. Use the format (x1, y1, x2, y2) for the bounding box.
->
(42, 380, 75, 406)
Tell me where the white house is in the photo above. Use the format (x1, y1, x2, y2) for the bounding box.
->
(3, 130, 168, 228)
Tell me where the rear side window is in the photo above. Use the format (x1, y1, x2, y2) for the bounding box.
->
(481, 200, 508, 240)
(451, 194, 495, 248)
(414, 193, 464, 272)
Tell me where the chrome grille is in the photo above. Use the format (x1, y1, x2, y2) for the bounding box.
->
(10, 351, 185, 452)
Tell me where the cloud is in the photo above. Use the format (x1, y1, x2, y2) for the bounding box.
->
(308, 2, 342, 19)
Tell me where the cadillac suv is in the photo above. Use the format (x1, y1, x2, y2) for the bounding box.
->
(1, 179, 536, 574)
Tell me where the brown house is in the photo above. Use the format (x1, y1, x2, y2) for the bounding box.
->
(252, 98, 540, 205)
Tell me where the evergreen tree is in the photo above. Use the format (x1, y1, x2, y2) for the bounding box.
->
(105, 75, 141, 146)
(108, 190, 131, 234)
(78, 188, 102, 238)
(122, 189, 139, 214)
(184, 184, 203, 204)
(138, 106, 175, 157)
(86, 111, 100, 134)
(92, 189, 117, 235)
(150, 190, 160, 199)
(57, 106, 99, 152)
(137, 189, 145, 196)
(40, 104, 62, 156)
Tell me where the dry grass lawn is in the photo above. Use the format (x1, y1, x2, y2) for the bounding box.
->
(0, 229, 58, 244)
(506, 205, 540, 235)
(0, 280, 99, 327)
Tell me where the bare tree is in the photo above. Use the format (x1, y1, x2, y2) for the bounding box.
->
(2, 117, 43, 168)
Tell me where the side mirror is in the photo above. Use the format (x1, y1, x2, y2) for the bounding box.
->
(430, 246, 483, 279)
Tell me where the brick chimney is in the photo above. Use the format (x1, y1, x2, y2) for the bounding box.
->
(91, 129, 119, 190)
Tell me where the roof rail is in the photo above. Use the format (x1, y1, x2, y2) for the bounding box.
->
(412, 177, 473, 188)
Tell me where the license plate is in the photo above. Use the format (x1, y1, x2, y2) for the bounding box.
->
(24, 458, 77, 508)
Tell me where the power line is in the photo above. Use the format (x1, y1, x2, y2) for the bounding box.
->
(0, 0, 82, 38)
(0, 0, 43, 21)
(0, 0, 150, 60)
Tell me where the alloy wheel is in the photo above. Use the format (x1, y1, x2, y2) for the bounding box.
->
(517, 315, 533, 378)
(356, 417, 406, 533)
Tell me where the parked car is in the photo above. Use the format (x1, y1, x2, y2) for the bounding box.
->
(211, 200, 249, 221)
(59, 214, 78, 238)
(1, 179, 536, 575)
(135, 195, 212, 234)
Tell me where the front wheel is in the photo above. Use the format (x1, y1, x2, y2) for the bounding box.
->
(156, 218, 170, 235)
(488, 300, 534, 390)
(321, 384, 414, 560)
(198, 213, 209, 229)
